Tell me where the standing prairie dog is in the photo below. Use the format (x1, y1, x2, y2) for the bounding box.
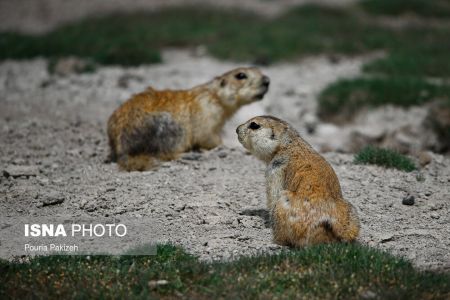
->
(107, 67, 270, 171)
(236, 116, 360, 246)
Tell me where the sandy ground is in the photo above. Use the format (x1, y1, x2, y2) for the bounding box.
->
(0, 51, 449, 270)
(0, 0, 357, 34)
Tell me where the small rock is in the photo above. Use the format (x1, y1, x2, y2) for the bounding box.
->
(349, 126, 386, 152)
(40, 192, 65, 206)
(174, 204, 186, 212)
(117, 73, 144, 88)
(3, 165, 40, 178)
(418, 151, 432, 167)
(12, 158, 26, 165)
(217, 151, 227, 158)
(283, 89, 296, 97)
(148, 280, 168, 289)
(402, 195, 415, 206)
(360, 290, 377, 299)
(424, 191, 432, 197)
(380, 234, 394, 243)
(51, 57, 93, 76)
(182, 153, 202, 161)
(430, 213, 440, 219)
(80, 199, 88, 208)
(37, 176, 49, 185)
(85, 205, 97, 212)
(429, 203, 443, 211)
(66, 148, 81, 156)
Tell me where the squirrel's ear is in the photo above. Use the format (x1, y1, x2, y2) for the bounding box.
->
(220, 79, 227, 87)
(281, 127, 293, 144)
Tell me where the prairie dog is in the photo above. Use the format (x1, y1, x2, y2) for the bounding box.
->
(236, 116, 360, 246)
(107, 67, 270, 171)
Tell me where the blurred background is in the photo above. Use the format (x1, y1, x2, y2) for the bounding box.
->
(0, 0, 449, 163)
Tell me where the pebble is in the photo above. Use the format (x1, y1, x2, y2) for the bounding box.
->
(84, 203, 97, 212)
(217, 151, 227, 158)
(430, 213, 440, 219)
(40, 191, 65, 206)
(380, 234, 394, 243)
(52, 57, 91, 76)
(174, 204, 186, 212)
(360, 290, 377, 299)
(148, 280, 168, 289)
(418, 151, 432, 167)
(80, 199, 88, 208)
(402, 195, 415, 206)
(3, 165, 40, 178)
(429, 203, 443, 211)
(182, 153, 202, 161)
(37, 176, 49, 185)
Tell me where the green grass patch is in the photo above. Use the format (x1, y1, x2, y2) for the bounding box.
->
(364, 51, 450, 78)
(1, 4, 449, 73)
(321, 28, 450, 120)
(363, 27, 450, 77)
(0, 8, 262, 66)
(318, 77, 450, 121)
(210, 5, 392, 63)
(315, 3, 450, 121)
(0, 5, 393, 66)
(361, 0, 450, 18)
(1, 244, 449, 299)
(354, 146, 417, 172)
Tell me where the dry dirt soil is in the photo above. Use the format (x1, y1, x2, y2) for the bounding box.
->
(0, 51, 449, 271)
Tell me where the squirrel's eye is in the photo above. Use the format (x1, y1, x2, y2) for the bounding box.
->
(249, 122, 260, 130)
(235, 72, 247, 80)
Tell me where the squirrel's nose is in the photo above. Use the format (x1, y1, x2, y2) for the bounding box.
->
(236, 125, 243, 135)
(262, 76, 270, 87)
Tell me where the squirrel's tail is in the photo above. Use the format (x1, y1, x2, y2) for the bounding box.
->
(331, 202, 360, 242)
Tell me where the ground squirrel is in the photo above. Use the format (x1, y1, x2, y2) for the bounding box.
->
(107, 67, 270, 171)
(236, 116, 360, 246)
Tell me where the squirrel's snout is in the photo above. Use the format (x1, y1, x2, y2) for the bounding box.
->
(236, 125, 245, 143)
(236, 125, 242, 135)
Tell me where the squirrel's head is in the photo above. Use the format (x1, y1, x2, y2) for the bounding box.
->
(236, 115, 298, 163)
(214, 67, 270, 109)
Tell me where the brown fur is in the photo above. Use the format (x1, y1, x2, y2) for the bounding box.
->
(107, 68, 270, 171)
(237, 116, 360, 246)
